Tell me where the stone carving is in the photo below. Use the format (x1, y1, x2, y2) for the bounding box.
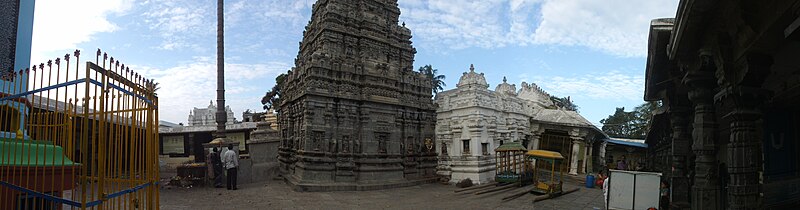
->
(341, 135, 350, 153)
(312, 131, 324, 151)
(278, 0, 436, 190)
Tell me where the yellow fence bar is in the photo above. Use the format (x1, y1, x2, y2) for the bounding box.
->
(0, 49, 159, 210)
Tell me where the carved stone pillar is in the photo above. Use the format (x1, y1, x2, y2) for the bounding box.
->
(582, 143, 592, 174)
(685, 56, 722, 209)
(715, 53, 772, 210)
(529, 133, 541, 150)
(668, 106, 692, 208)
(528, 131, 543, 168)
(528, 124, 542, 150)
(569, 137, 581, 175)
(716, 87, 769, 210)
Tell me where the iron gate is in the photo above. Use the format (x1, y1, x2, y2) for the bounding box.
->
(1, 49, 160, 209)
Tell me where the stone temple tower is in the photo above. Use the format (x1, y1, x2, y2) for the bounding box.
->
(278, 0, 438, 191)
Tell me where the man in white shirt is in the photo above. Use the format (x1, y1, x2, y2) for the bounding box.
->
(603, 175, 610, 209)
(222, 144, 239, 190)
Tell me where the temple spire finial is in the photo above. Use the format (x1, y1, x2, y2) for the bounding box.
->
(503, 76, 507, 83)
(469, 64, 474, 72)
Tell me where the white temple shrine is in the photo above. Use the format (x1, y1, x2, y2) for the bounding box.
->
(435, 64, 605, 184)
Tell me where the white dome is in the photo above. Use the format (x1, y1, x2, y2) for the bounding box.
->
(456, 64, 489, 89)
(494, 77, 517, 96)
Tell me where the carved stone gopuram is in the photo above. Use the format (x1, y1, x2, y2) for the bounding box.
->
(277, 0, 437, 191)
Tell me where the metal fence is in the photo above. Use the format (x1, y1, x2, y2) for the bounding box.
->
(0, 49, 160, 209)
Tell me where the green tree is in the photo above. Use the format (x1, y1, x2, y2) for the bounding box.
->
(600, 101, 661, 139)
(417, 65, 446, 95)
(261, 72, 288, 110)
(630, 101, 660, 137)
(550, 95, 579, 111)
(600, 107, 638, 138)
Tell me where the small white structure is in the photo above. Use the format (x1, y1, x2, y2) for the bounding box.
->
(607, 170, 662, 210)
(188, 100, 236, 126)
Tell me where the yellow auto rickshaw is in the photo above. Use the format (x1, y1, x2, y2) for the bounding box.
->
(526, 149, 565, 195)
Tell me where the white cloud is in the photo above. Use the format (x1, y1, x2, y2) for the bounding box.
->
(31, 0, 134, 63)
(400, 0, 678, 57)
(532, 71, 643, 101)
(132, 59, 290, 123)
(533, 0, 677, 57)
(140, 0, 212, 51)
(401, 0, 518, 50)
(140, 0, 314, 54)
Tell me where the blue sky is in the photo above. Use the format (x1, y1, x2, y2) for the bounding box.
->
(30, 0, 679, 127)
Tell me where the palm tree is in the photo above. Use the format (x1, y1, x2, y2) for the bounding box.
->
(145, 81, 160, 96)
(418, 65, 446, 95)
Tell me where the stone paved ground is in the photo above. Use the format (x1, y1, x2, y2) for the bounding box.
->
(159, 177, 605, 210)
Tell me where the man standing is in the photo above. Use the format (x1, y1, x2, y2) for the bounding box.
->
(616, 155, 627, 170)
(210, 147, 224, 188)
(603, 175, 610, 209)
(222, 144, 238, 190)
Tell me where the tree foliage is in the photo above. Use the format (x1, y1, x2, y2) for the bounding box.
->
(600, 101, 661, 139)
(145, 81, 160, 96)
(417, 65, 446, 95)
(549, 95, 579, 111)
(261, 72, 288, 110)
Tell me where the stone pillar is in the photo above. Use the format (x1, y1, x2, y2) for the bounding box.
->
(715, 54, 772, 210)
(527, 132, 542, 168)
(668, 106, 692, 208)
(569, 138, 581, 175)
(529, 132, 541, 150)
(716, 87, 769, 210)
(685, 57, 722, 209)
(582, 143, 592, 174)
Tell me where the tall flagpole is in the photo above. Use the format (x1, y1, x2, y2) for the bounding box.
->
(215, 0, 226, 139)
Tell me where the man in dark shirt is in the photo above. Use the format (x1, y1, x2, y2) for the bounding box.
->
(210, 147, 224, 188)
